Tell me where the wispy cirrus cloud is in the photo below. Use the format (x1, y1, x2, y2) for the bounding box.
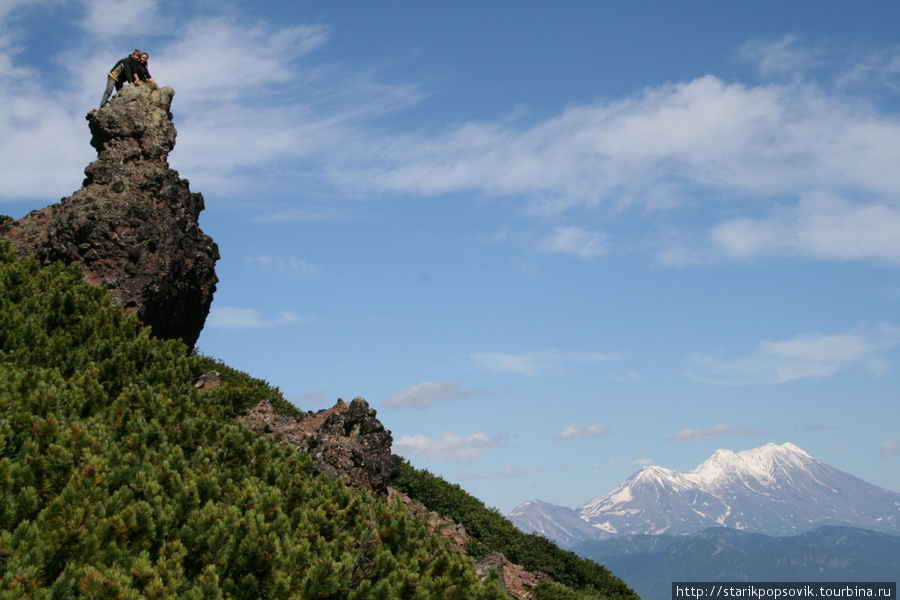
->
(393, 431, 510, 464)
(206, 306, 314, 330)
(557, 422, 610, 441)
(538, 226, 609, 260)
(665, 423, 757, 442)
(737, 35, 825, 78)
(687, 323, 900, 385)
(472, 349, 618, 377)
(383, 382, 481, 410)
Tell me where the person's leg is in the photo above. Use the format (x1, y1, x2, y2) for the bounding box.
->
(100, 75, 117, 108)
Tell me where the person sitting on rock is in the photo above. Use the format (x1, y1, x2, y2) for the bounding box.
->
(100, 49, 141, 108)
(135, 53, 157, 86)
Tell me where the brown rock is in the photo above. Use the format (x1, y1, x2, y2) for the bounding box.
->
(241, 398, 401, 495)
(0, 83, 218, 349)
(474, 553, 545, 600)
(192, 370, 222, 392)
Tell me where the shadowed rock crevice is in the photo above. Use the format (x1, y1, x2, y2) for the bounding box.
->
(0, 84, 218, 349)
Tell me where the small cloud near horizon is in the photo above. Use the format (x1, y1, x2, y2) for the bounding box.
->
(687, 323, 900, 385)
(206, 306, 314, 329)
(383, 382, 481, 410)
(393, 431, 510, 464)
(557, 422, 610, 441)
(666, 423, 757, 442)
(881, 437, 900, 458)
(472, 349, 618, 377)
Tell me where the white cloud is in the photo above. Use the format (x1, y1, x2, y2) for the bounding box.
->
(383, 382, 480, 410)
(707, 193, 900, 265)
(355, 74, 900, 208)
(538, 226, 609, 259)
(206, 306, 312, 329)
(630, 458, 653, 466)
(471, 349, 618, 377)
(881, 437, 900, 458)
(159, 18, 330, 105)
(687, 324, 900, 385)
(665, 423, 754, 442)
(593, 459, 622, 468)
(557, 422, 610, 441)
(393, 431, 510, 464)
(737, 35, 822, 77)
(81, 0, 164, 38)
(4, 8, 900, 272)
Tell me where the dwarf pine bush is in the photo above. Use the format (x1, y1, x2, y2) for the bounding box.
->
(393, 461, 639, 600)
(0, 242, 506, 599)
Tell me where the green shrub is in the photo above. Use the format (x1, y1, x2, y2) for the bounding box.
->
(393, 460, 639, 600)
(0, 242, 505, 600)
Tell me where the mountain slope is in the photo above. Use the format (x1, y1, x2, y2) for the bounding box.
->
(0, 244, 507, 600)
(507, 499, 609, 547)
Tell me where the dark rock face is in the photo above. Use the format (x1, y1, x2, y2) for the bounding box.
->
(0, 84, 218, 349)
(242, 398, 402, 495)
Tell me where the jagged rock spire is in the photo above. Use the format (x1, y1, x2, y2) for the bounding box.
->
(1, 84, 218, 349)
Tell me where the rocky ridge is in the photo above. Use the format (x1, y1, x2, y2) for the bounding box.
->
(241, 397, 401, 495)
(0, 83, 218, 349)
(240, 396, 542, 599)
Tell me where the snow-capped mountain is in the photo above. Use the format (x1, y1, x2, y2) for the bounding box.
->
(507, 499, 608, 547)
(507, 443, 900, 546)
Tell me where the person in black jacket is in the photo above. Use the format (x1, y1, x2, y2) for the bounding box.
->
(135, 53, 156, 86)
(100, 49, 141, 108)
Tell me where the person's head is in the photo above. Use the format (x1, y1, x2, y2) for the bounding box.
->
(141, 53, 148, 64)
(132, 49, 141, 59)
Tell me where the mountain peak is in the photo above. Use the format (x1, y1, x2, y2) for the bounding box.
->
(510, 443, 900, 545)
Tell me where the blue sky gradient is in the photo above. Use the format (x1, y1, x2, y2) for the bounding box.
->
(2, 0, 899, 513)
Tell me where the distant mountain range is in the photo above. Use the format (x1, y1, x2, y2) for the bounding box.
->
(508, 443, 900, 545)
(575, 525, 900, 600)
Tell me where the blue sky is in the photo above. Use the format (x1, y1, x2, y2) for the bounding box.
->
(2, 0, 900, 514)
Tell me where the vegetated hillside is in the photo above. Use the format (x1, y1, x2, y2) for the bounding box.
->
(393, 462, 639, 600)
(0, 243, 636, 600)
(0, 243, 505, 599)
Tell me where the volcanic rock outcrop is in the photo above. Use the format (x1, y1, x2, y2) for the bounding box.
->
(241, 398, 402, 495)
(0, 83, 218, 349)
